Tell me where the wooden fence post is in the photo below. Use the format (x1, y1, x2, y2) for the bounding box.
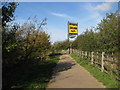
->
(81, 51, 82, 57)
(85, 51, 87, 58)
(101, 52, 105, 72)
(89, 52, 91, 60)
(80, 51, 81, 56)
(78, 51, 80, 57)
(91, 52, 94, 64)
(88, 52, 90, 60)
(111, 52, 114, 70)
(82, 51, 83, 58)
(96, 52, 98, 65)
(77, 50, 79, 56)
(83, 51, 84, 58)
(73, 49, 74, 53)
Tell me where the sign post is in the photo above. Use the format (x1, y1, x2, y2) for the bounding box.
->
(68, 21, 78, 54)
(68, 21, 70, 54)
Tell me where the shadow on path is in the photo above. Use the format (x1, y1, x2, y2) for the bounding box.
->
(47, 54, 105, 88)
(53, 62, 76, 73)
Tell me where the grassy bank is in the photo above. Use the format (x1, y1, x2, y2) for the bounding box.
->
(71, 53, 119, 88)
(3, 54, 60, 89)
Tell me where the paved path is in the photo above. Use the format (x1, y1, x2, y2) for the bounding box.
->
(46, 55, 105, 88)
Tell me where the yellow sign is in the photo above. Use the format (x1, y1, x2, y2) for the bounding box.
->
(69, 24, 78, 34)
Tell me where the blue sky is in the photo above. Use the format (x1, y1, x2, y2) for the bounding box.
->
(14, 2, 118, 43)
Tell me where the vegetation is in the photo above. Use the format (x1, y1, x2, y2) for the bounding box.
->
(55, 11, 119, 54)
(3, 55, 60, 88)
(72, 11, 119, 53)
(53, 40, 72, 52)
(1, 2, 58, 89)
(1, 2, 119, 89)
(2, 2, 51, 68)
(2, 2, 18, 27)
(71, 53, 119, 88)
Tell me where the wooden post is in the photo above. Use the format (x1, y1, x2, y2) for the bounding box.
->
(77, 50, 78, 56)
(78, 51, 79, 57)
(91, 52, 94, 64)
(80, 51, 82, 56)
(111, 53, 114, 74)
(82, 51, 84, 58)
(96, 52, 98, 65)
(86, 51, 87, 58)
(88, 52, 90, 59)
(72, 48, 73, 53)
(82, 51, 83, 58)
(79, 51, 81, 56)
(101, 52, 105, 72)
(89, 52, 91, 60)
(78, 51, 80, 57)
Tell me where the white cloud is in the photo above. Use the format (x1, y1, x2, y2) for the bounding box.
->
(94, 2, 114, 12)
(85, 2, 115, 13)
(83, 2, 115, 23)
(76, 3, 104, 34)
(51, 12, 73, 19)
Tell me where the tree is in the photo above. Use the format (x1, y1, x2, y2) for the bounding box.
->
(54, 40, 69, 51)
(17, 18, 50, 61)
(2, 2, 18, 27)
(72, 10, 118, 53)
(2, 2, 51, 67)
(97, 11, 118, 53)
(2, 2, 19, 67)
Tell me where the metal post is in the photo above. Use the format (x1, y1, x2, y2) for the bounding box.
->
(68, 21, 70, 54)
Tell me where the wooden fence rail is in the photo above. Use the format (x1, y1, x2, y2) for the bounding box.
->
(67, 49, 120, 81)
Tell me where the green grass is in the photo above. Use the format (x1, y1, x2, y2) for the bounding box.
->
(71, 53, 119, 88)
(3, 55, 60, 89)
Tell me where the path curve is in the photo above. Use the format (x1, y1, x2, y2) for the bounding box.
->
(47, 54, 105, 88)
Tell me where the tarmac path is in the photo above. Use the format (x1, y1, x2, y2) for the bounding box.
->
(47, 54, 105, 88)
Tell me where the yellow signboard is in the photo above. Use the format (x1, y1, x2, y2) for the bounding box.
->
(68, 23, 78, 34)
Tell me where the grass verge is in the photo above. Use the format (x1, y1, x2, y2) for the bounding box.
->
(71, 53, 119, 88)
(3, 54, 60, 89)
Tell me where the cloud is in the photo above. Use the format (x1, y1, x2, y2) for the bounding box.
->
(51, 12, 73, 19)
(94, 2, 114, 12)
(77, 3, 104, 33)
(85, 1, 116, 12)
(83, 2, 115, 23)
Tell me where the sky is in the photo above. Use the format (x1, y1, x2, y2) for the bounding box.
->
(14, 2, 118, 43)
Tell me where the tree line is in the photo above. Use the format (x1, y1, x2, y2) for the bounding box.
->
(55, 10, 119, 54)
